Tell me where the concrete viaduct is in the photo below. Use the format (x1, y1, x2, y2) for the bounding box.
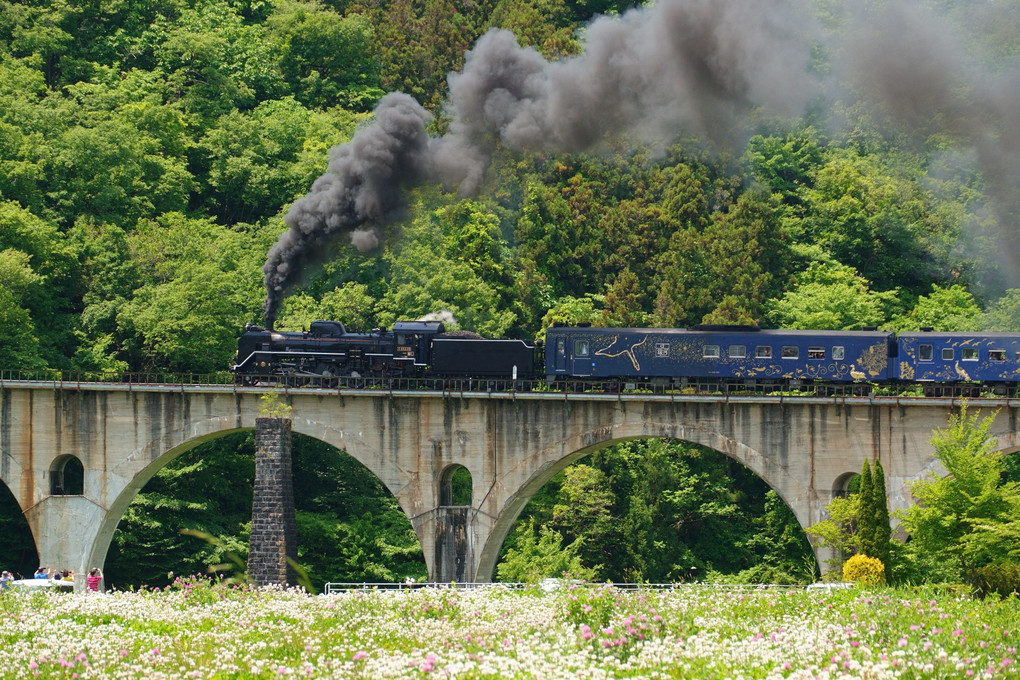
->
(1, 380, 1018, 588)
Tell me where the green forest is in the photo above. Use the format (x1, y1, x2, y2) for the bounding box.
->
(1, 0, 1020, 590)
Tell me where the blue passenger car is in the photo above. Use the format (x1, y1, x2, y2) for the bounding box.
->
(897, 332, 1020, 385)
(544, 326, 896, 384)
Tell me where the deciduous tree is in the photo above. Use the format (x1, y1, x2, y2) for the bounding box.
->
(898, 404, 1020, 581)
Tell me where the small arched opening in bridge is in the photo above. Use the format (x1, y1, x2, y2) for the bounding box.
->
(49, 454, 84, 496)
(105, 430, 425, 592)
(832, 471, 861, 499)
(439, 464, 472, 506)
(493, 437, 816, 585)
(0, 480, 37, 578)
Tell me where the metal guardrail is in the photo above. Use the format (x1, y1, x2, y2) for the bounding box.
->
(1, 369, 1018, 402)
(321, 580, 838, 594)
(323, 582, 523, 594)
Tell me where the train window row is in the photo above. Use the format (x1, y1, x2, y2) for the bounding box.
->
(917, 345, 1018, 362)
(702, 345, 847, 361)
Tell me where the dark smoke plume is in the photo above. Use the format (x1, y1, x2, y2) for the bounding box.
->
(263, 0, 817, 325)
(837, 0, 1020, 289)
(263, 92, 433, 324)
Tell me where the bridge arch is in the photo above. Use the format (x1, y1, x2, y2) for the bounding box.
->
(477, 415, 807, 582)
(0, 477, 36, 577)
(99, 419, 430, 588)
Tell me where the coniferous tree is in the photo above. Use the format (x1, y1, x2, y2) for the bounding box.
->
(857, 460, 877, 558)
(872, 459, 892, 573)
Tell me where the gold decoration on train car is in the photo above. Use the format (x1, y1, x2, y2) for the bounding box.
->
(595, 335, 649, 372)
(899, 362, 914, 381)
(854, 344, 888, 378)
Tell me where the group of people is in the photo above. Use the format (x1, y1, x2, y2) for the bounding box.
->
(15, 565, 105, 591)
(34, 566, 74, 581)
(0, 566, 105, 592)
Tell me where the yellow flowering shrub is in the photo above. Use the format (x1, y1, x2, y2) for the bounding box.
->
(842, 554, 886, 585)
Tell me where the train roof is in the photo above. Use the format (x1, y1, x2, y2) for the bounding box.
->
(546, 326, 893, 337)
(897, 330, 1020, 338)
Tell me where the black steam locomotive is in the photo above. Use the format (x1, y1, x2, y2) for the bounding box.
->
(232, 320, 536, 386)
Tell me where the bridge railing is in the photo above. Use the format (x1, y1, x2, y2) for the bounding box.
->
(2, 369, 1018, 400)
(0, 369, 236, 386)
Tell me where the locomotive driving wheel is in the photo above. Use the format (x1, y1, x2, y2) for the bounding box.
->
(314, 362, 339, 388)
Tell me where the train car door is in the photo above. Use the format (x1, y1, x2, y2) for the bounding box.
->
(571, 337, 592, 376)
(555, 336, 567, 372)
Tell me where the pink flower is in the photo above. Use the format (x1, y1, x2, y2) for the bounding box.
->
(352, 651, 368, 661)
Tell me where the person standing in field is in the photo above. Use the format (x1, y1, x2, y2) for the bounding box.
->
(86, 568, 103, 592)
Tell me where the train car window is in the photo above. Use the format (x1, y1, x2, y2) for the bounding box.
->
(782, 346, 799, 359)
(808, 347, 825, 360)
(833, 346, 845, 360)
(989, 349, 1006, 361)
(919, 344, 933, 362)
(703, 344, 720, 358)
(575, 340, 590, 357)
(942, 348, 954, 360)
(728, 345, 746, 358)
(755, 346, 772, 359)
(557, 339, 565, 357)
(962, 348, 978, 361)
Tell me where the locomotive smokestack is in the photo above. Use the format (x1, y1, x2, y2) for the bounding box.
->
(262, 0, 817, 324)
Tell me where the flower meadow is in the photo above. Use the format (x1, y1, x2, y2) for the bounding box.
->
(0, 577, 1017, 679)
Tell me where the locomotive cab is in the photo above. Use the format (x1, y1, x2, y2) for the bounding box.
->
(392, 320, 446, 367)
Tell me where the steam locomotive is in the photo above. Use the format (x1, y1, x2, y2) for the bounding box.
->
(232, 321, 1020, 394)
(232, 320, 535, 387)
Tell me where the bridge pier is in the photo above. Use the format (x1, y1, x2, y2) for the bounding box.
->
(421, 506, 493, 583)
(25, 495, 108, 592)
(248, 417, 298, 587)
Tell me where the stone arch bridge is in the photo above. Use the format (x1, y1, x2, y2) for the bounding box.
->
(1, 381, 1018, 587)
